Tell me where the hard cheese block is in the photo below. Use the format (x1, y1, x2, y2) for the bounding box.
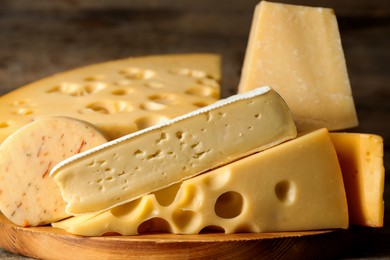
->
(0, 54, 220, 143)
(0, 117, 108, 227)
(330, 133, 384, 227)
(51, 86, 297, 214)
(238, 1, 358, 132)
(52, 128, 348, 236)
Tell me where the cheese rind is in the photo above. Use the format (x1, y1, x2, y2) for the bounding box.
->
(330, 133, 384, 227)
(238, 1, 358, 131)
(51, 86, 297, 214)
(52, 128, 348, 236)
(0, 54, 221, 143)
(0, 117, 108, 226)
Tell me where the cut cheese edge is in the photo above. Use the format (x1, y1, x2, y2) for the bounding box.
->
(238, 1, 358, 132)
(330, 133, 384, 227)
(51, 86, 297, 214)
(0, 117, 108, 226)
(0, 54, 221, 143)
(52, 128, 348, 236)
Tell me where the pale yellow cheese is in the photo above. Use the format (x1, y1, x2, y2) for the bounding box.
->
(0, 117, 108, 226)
(51, 86, 297, 214)
(0, 54, 220, 143)
(330, 133, 384, 227)
(52, 128, 348, 236)
(238, 1, 358, 132)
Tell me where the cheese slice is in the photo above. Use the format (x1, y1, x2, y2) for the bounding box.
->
(238, 1, 358, 132)
(0, 54, 220, 143)
(0, 117, 108, 226)
(51, 86, 297, 214)
(330, 133, 384, 227)
(52, 128, 348, 236)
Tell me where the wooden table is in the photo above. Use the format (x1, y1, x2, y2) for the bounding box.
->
(0, 0, 389, 258)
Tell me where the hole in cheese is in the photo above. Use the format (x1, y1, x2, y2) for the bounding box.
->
(275, 180, 296, 204)
(215, 191, 243, 219)
(134, 115, 169, 130)
(0, 122, 10, 128)
(13, 108, 33, 115)
(84, 75, 105, 82)
(172, 209, 200, 232)
(110, 199, 143, 219)
(154, 183, 181, 207)
(47, 82, 106, 96)
(192, 101, 210, 108)
(148, 93, 176, 105)
(199, 225, 225, 234)
(185, 85, 217, 98)
(81, 100, 133, 114)
(138, 217, 171, 234)
(111, 88, 134, 96)
(120, 67, 155, 80)
(197, 78, 219, 88)
(140, 101, 166, 111)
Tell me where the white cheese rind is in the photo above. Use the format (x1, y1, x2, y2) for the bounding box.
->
(52, 128, 348, 236)
(51, 86, 297, 214)
(0, 117, 108, 226)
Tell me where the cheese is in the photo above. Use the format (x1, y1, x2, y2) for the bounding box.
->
(238, 1, 358, 132)
(52, 128, 348, 236)
(0, 54, 221, 143)
(330, 133, 384, 227)
(0, 117, 108, 227)
(51, 86, 297, 214)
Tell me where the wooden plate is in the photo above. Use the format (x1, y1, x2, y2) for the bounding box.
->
(0, 213, 351, 259)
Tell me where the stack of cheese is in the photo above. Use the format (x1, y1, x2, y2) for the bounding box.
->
(0, 1, 384, 236)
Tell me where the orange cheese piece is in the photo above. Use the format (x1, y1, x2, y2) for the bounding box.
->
(330, 133, 385, 227)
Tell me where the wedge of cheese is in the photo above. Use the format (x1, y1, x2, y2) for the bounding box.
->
(330, 133, 384, 227)
(51, 86, 297, 214)
(0, 117, 108, 226)
(52, 128, 348, 236)
(0, 54, 220, 143)
(238, 1, 358, 132)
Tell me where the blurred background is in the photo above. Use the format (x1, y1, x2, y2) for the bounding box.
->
(0, 0, 389, 258)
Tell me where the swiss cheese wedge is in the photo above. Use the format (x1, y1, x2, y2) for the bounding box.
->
(52, 128, 348, 236)
(51, 86, 297, 214)
(0, 54, 221, 143)
(238, 1, 358, 132)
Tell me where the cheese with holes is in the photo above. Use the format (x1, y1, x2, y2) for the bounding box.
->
(330, 133, 384, 227)
(0, 117, 108, 226)
(0, 54, 220, 143)
(51, 86, 297, 214)
(52, 128, 348, 235)
(238, 1, 358, 132)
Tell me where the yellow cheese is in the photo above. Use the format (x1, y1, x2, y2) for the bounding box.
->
(238, 1, 358, 132)
(0, 54, 220, 143)
(51, 86, 297, 214)
(330, 133, 384, 227)
(52, 128, 348, 236)
(0, 117, 108, 226)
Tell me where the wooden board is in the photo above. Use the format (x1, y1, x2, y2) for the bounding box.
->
(0, 213, 352, 259)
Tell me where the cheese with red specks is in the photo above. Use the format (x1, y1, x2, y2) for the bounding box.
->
(0, 117, 108, 226)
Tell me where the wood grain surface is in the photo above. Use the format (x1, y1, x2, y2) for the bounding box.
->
(0, 213, 352, 260)
(0, 0, 389, 259)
